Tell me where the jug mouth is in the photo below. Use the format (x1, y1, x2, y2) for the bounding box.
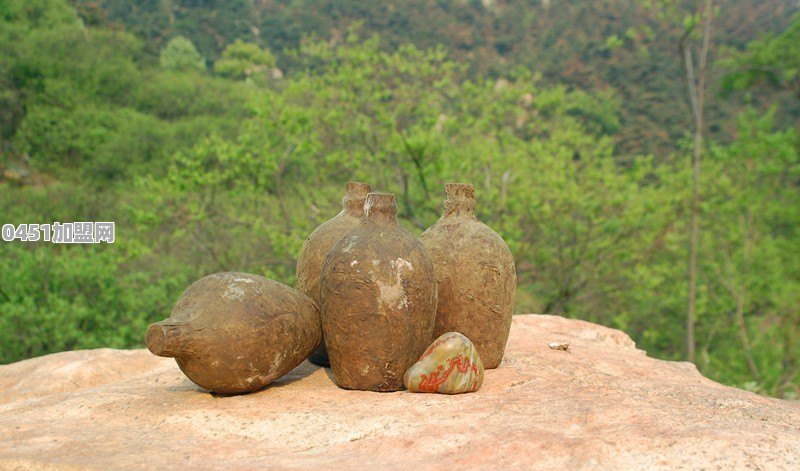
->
(363, 192, 398, 222)
(343, 181, 372, 214)
(445, 183, 475, 199)
(345, 181, 372, 198)
(444, 183, 476, 215)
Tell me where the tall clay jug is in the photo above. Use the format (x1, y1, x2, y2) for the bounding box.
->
(321, 192, 437, 391)
(296, 181, 372, 366)
(419, 183, 516, 368)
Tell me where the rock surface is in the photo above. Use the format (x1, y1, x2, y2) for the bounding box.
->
(1, 315, 799, 470)
(404, 332, 484, 394)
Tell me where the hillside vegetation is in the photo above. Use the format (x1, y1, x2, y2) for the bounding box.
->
(0, 0, 798, 398)
(71, 0, 799, 156)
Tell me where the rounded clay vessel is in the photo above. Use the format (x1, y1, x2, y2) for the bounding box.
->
(321, 192, 437, 391)
(145, 272, 321, 394)
(296, 181, 372, 366)
(419, 183, 516, 368)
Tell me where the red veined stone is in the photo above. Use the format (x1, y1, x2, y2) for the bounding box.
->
(403, 332, 484, 394)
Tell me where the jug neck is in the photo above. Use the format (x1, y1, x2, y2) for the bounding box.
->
(363, 192, 398, 225)
(342, 181, 372, 217)
(443, 183, 476, 217)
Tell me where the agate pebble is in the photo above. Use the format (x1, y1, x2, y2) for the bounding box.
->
(403, 332, 484, 394)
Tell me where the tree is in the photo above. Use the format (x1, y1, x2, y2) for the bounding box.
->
(213, 40, 276, 81)
(640, 0, 716, 364)
(722, 16, 800, 100)
(683, 0, 715, 365)
(159, 36, 205, 72)
(702, 109, 799, 397)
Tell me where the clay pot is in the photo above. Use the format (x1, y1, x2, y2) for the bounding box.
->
(321, 193, 437, 391)
(296, 181, 372, 366)
(419, 183, 516, 368)
(145, 272, 320, 394)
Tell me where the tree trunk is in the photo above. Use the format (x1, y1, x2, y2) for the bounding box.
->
(686, 117, 700, 364)
(684, 0, 714, 364)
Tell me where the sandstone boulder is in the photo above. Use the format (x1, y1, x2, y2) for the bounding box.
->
(1, 315, 798, 470)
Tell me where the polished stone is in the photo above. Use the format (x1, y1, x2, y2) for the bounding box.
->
(403, 332, 484, 394)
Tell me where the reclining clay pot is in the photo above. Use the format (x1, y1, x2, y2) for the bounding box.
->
(145, 272, 320, 394)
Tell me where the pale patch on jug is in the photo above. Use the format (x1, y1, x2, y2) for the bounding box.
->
(341, 236, 357, 253)
(378, 280, 408, 309)
(223, 283, 245, 300)
(272, 351, 286, 370)
(377, 258, 414, 309)
(392, 258, 413, 271)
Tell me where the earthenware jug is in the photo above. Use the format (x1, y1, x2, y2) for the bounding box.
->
(321, 192, 437, 391)
(146, 272, 321, 394)
(419, 183, 516, 368)
(295, 181, 371, 366)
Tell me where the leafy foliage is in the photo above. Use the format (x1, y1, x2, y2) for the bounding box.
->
(214, 40, 276, 81)
(0, 0, 797, 399)
(70, 0, 799, 157)
(722, 15, 800, 99)
(159, 36, 205, 72)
